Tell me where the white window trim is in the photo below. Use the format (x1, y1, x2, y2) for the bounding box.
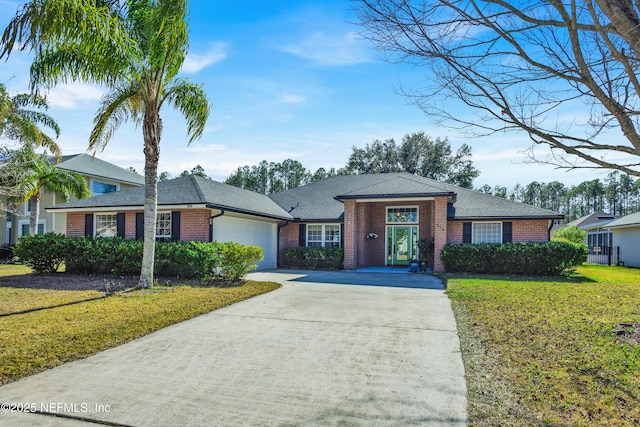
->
(94, 212, 118, 238)
(90, 179, 120, 196)
(17, 219, 46, 238)
(306, 224, 341, 248)
(472, 221, 503, 244)
(156, 211, 172, 239)
(386, 205, 419, 224)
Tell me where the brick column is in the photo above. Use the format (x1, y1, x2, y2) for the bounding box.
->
(433, 196, 448, 272)
(343, 199, 357, 270)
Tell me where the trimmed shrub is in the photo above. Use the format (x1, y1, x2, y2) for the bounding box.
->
(441, 241, 588, 275)
(214, 241, 263, 281)
(13, 233, 67, 273)
(283, 246, 344, 269)
(14, 236, 263, 280)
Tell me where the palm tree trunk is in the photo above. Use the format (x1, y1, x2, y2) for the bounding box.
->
(29, 191, 40, 235)
(139, 111, 161, 288)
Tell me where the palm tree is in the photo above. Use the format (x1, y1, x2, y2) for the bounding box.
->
(0, 82, 61, 156)
(8, 147, 89, 235)
(1, 0, 211, 287)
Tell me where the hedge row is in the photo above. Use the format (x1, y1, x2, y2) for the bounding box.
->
(441, 241, 587, 275)
(13, 233, 263, 280)
(282, 246, 343, 269)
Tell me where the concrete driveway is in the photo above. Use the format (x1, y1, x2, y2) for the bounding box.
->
(0, 270, 467, 426)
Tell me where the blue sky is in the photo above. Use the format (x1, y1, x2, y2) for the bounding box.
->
(0, 0, 612, 187)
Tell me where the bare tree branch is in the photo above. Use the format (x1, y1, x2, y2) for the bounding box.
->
(355, 0, 640, 176)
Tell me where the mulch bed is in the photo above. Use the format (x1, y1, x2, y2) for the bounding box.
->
(0, 273, 139, 291)
(0, 272, 242, 292)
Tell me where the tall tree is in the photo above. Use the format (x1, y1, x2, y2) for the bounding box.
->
(225, 159, 314, 194)
(345, 132, 480, 188)
(355, 1, 640, 176)
(6, 147, 89, 235)
(310, 167, 339, 183)
(179, 164, 208, 178)
(2, 0, 211, 287)
(0, 82, 60, 156)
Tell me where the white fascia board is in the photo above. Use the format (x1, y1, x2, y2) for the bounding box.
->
(353, 197, 435, 203)
(45, 204, 209, 213)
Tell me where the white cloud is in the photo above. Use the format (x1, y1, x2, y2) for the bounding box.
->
(182, 43, 228, 73)
(45, 83, 104, 109)
(279, 92, 306, 104)
(282, 31, 372, 66)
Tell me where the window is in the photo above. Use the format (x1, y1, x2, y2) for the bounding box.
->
(24, 199, 33, 215)
(472, 222, 502, 244)
(19, 221, 45, 237)
(386, 207, 418, 223)
(307, 224, 341, 247)
(95, 214, 117, 237)
(156, 212, 172, 239)
(92, 180, 118, 196)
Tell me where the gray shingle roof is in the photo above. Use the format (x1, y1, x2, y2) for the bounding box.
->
(53, 154, 144, 186)
(606, 211, 640, 228)
(48, 176, 292, 220)
(269, 173, 562, 221)
(566, 211, 618, 229)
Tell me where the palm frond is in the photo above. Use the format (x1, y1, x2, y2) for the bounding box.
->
(161, 78, 211, 144)
(1, 0, 135, 61)
(15, 109, 60, 137)
(89, 81, 143, 152)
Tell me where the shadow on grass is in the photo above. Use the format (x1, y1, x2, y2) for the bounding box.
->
(440, 272, 597, 285)
(0, 295, 110, 318)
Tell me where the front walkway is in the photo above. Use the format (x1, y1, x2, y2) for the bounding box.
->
(0, 270, 467, 426)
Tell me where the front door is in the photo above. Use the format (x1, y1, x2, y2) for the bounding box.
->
(386, 225, 418, 266)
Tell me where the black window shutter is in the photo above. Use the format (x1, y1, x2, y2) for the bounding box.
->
(299, 224, 306, 246)
(462, 222, 472, 244)
(340, 224, 344, 248)
(116, 213, 126, 238)
(502, 222, 512, 243)
(135, 212, 144, 240)
(171, 211, 181, 241)
(84, 214, 94, 237)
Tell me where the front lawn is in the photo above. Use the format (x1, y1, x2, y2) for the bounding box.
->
(446, 265, 640, 427)
(0, 265, 280, 385)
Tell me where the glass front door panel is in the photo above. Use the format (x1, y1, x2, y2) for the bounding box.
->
(386, 225, 418, 266)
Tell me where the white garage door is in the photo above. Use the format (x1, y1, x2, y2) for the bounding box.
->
(210, 216, 277, 270)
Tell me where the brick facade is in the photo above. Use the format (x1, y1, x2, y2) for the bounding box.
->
(433, 197, 448, 272)
(70, 206, 553, 274)
(281, 198, 449, 272)
(278, 222, 301, 261)
(66, 213, 86, 238)
(66, 209, 211, 242)
(178, 209, 210, 242)
(447, 219, 550, 244)
(343, 200, 357, 269)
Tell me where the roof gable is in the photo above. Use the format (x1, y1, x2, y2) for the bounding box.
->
(48, 176, 292, 220)
(606, 211, 640, 228)
(270, 173, 563, 221)
(54, 154, 144, 186)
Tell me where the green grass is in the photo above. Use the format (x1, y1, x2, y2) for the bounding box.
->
(446, 265, 640, 426)
(0, 265, 280, 385)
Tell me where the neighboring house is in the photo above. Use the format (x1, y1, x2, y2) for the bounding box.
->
(46, 175, 292, 269)
(562, 211, 618, 264)
(49, 172, 562, 272)
(4, 154, 144, 244)
(605, 212, 640, 268)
